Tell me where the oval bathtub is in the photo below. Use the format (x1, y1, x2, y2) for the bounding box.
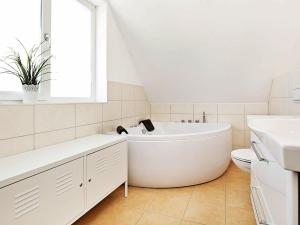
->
(126, 122, 232, 188)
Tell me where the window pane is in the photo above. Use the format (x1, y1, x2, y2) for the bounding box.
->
(0, 0, 41, 92)
(51, 0, 94, 98)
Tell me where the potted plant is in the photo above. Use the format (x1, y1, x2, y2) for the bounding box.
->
(0, 40, 52, 103)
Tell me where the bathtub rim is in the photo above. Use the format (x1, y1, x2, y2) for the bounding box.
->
(126, 122, 231, 141)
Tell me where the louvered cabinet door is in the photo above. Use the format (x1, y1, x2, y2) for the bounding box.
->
(86, 142, 127, 209)
(50, 158, 85, 225)
(0, 170, 53, 225)
(86, 146, 110, 208)
(110, 141, 127, 187)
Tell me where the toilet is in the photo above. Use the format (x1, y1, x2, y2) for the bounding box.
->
(231, 149, 256, 173)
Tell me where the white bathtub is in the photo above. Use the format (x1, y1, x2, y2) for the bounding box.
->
(126, 122, 232, 188)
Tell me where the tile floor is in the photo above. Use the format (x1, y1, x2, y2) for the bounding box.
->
(74, 163, 256, 225)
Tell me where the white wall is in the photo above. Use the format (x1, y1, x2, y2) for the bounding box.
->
(108, 0, 300, 102)
(106, 7, 142, 85)
(269, 73, 300, 115)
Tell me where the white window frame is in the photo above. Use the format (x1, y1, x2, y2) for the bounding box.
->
(0, 0, 103, 103)
(40, 0, 97, 102)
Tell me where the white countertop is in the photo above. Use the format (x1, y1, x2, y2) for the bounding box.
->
(247, 115, 300, 171)
(0, 134, 126, 189)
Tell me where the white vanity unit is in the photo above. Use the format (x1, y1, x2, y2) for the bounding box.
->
(248, 116, 300, 225)
(0, 134, 127, 225)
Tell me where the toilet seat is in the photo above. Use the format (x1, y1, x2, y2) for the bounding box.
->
(231, 149, 255, 163)
(231, 149, 256, 173)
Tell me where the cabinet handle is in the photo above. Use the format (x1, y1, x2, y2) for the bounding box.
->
(79, 183, 83, 187)
(251, 141, 268, 162)
(251, 186, 270, 225)
(88, 178, 92, 182)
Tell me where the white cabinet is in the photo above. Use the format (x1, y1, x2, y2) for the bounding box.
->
(0, 158, 84, 225)
(251, 133, 298, 225)
(86, 141, 127, 209)
(0, 138, 128, 225)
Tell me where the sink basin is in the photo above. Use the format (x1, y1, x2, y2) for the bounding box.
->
(247, 115, 300, 171)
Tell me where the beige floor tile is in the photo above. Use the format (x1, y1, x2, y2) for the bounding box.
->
(226, 206, 256, 225)
(145, 193, 190, 218)
(226, 189, 252, 210)
(181, 220, 204, 225)
(184, 200, 225, 225)
(137, 212, 181, 225)
(115, 186, 156, 210)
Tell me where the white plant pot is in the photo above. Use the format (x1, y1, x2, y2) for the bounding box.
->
(22, 85, 39, 103)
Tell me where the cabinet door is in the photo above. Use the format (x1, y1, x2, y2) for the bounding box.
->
(0, 170, 53, 225)
(86, 142, 127, 209)
(50, 158, 85, 225)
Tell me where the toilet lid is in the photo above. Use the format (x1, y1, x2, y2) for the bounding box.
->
(231, 149, 256, 163)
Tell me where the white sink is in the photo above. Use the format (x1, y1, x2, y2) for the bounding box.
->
(247, 115, 300, 171)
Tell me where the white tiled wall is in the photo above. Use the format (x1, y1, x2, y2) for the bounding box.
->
(0, 81, 150, 158)
(269, 74, 300, 115)
(150, 102, 269, 149)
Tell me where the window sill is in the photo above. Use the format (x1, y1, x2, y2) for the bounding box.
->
(0, 99, 107, 105)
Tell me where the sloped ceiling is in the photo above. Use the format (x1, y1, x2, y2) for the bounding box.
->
(108, 0, 300, 102)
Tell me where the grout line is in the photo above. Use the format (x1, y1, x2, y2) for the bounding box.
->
(182, 186, 195, 222)
(33, 105, 36, 149)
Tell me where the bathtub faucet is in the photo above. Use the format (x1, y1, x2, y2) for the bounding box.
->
(203, 112, 207, 123)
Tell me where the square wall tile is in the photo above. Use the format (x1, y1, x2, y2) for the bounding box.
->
(122, 83, 135, 101)
(35, 128, 75, 149)
(151, 114, 170, 122)
(151, 103, 170, 114)
(145, 103, 151, 115)
(102, 101, 122, 121)
(194, 103, 218, 115)
(233, 130, 245, 148)
(35, 104, 75, 133)
(107, 81, 122, 101)
(218, 103, 245, 115)
(245, 130, 251, 148)
(194, 114, 218, 123)
(76, 103, 102, 126)
(287, 99, 300, 115)
(0, 105, 34, 139)
(102, 120, 122, 133)
(135, 102, 146, 116)
(122, 101, 136, 118)
(122, 117, 138, 128)
(171, 103, 193, 114)
(218, 115, 245, 130)
(0, 135, 34, 158)
(268, 98, 281, 115)
(137, 115, 149, 123)
(76, 123, 102, 138)
(134, 85, 147, 101)
(171, 114, 193, 122)
(245, 103, 268, 115)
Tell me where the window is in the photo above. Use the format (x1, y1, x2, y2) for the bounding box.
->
(50, 0, 95, 98)
(0, 0, 96, 101)
(0, 0, 41, 99)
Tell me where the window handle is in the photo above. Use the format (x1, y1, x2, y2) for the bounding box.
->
(44, 33, 50, 42)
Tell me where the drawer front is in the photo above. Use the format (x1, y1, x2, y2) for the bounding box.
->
(251, 132, 276, 162)
(250, 185, 272, 225)
(251, 156, 290, 225)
